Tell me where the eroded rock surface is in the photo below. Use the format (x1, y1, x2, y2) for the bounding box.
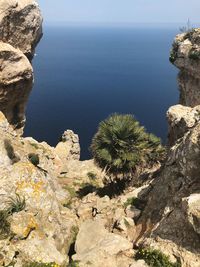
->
(0, 0, 43, 59)
(73, 219, 135, 267)
(55, 130, 81, 161)
(171, 28, 200, 106)
(0, 112, 78, 266)
(0, 0, 42, 133)
(0, 42, 33, 132)
(167, 104, 200, 146)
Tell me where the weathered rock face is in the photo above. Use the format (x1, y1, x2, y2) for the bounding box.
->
(55, 130, 81, 161)
(136, 120, 200, 266)
(0, 0, 42, 133)
(0, 42, 33, 132)
(0, 112, 78, 266)
(0, 0, 43, 59)
(73, 219, 140, 267)
(134, 29, 200, 267)
(167, 104, 200, 146)
(170, 28, 200, 107)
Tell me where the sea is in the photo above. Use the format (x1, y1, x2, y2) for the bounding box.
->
(24, 24, 179, 160)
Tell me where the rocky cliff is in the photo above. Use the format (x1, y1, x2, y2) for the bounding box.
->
(0, 0, 42, 133)
(0, 1, 200, 266)
(133, 29, 200, 267)
(170, 28, 200, 107)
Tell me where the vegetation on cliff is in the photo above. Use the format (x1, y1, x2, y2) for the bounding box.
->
(91, 114, 165, 180)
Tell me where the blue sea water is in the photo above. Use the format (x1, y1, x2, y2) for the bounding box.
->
(24, 25, 179, 160)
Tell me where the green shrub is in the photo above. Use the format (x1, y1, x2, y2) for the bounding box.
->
(91, 114, 165, 180)
(189, 49, 200, 60)
(135, 248, 181, 267)
(64, 185, 77, 198)
(6, 193, 26, 214)
(4, 139, 20, 163)
(0, 194, 26, 239)
(28, 153, 40, 166)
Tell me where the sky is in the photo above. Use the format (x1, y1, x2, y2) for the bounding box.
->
(38, 0, 200, 26)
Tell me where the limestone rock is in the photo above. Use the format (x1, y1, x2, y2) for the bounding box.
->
(178, 70, 200, 107)
(170, 28, 200, 106)
(171, 29, 200, 77)
(73, 219, 133, 267)
(136, 122, 200, 266)
(182, 194, 200, 235)
(130, 260, 148, 267)
(125, 205, 141, 220)
(0, 0, 43, 59)
(0, 42, 33, 131)
(167, 104, 200, 145)
(55, 130, 80, 161)
(0, 113, 78, 266)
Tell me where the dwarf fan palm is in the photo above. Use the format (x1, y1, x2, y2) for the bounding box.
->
(91, 114, 164, 179)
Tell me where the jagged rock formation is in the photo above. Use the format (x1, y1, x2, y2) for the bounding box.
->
(167, 104, 200, 146)
(0, 42, 33, 132)
(170, 28, 200, 107)
(55, 130, 81, 161)
(0, 0, 42, 59)
(0, 0, 42, 133)
(132, 29, 200, 267)
(0, 112, 79, 266)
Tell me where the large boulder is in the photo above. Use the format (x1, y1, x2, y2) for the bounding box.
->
(0, 42, 33, 132)
(73, 219, 133, 267)
(0, 0, 43, 59)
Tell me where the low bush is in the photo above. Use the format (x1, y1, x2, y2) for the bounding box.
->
(7, 193, 26, 214)
(135, 248, 181, 267)
(0, 194, 26, 239)
(28, 153, 40, 166)
(189, 49, 200, 60)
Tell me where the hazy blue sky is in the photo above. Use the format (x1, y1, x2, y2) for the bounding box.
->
(38, 0, 200, 25)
